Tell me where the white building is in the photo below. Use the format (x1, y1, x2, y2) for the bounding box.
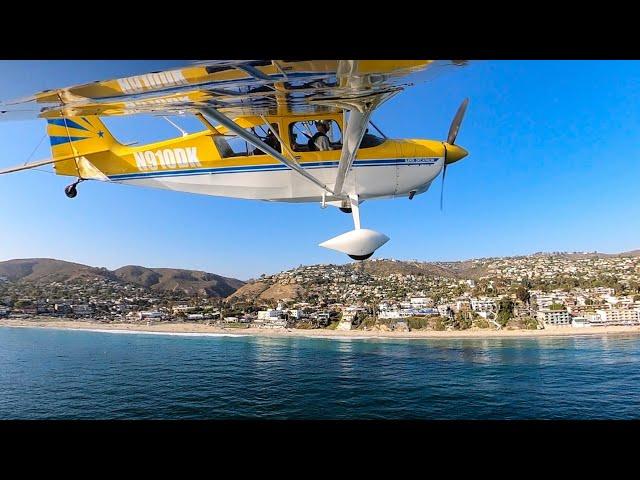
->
(257, 309, 282, 320)
(173, 305, 196, 314)
(410, 297, 433, 307)
(378, 309, 412, 319)
(571, 316, 591, 328)
(470, 298, 496, 313)
(536, 309, 571, 326)
(532, 293, 559, 309)
(592, 309, 640, 326)
(255, 309, 287, 328)
(288, 309, 303, 320)
(138, 310, 164, 320)
(591, 287, 615, 297)
(437, 304, 454, 317)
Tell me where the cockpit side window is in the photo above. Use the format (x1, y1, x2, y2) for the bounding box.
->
(289, 120, 342, 152)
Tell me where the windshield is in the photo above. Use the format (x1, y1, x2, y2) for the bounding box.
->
(360, 122, 386, 149)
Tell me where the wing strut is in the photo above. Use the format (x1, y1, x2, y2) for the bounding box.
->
(333, 106, 375, 195)
(197, 107, 333, 196)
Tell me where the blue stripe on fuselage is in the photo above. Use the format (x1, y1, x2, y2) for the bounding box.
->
(108, 158, 440, 181)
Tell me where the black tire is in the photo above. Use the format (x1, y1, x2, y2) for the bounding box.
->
(348, 252, 374, 261)
(64, 184, 77, 198)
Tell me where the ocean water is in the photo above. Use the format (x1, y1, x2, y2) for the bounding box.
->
(1, 326, 639, 419)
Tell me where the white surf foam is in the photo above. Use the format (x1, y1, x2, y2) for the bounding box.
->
(4, 325, 245, 338)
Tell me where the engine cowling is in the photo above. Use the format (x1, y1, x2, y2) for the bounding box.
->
(319, 229, 390, 260)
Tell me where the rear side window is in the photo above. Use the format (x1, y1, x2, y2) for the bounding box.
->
(213, 122, 281, 158)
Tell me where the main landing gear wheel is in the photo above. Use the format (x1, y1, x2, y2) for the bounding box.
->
(319, 194, 390, 260)
(64, 179, 82, 199)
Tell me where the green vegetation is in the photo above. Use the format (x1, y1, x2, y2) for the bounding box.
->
(549, 303, 565, 311)
(516, 286, 530, 304)
(406, 316, 431, 330)
(453, 311, 472, 330)
(431, 317, 446, 331)
(326, 321, 339, 330)
(474, 318, 490, 329)
(496, 297, 514, 327)
(294, 321, 315, 329)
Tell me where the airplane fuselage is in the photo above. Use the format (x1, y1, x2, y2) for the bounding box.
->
(51, 113, 455, 205)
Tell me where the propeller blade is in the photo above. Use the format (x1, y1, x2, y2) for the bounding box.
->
(440, 164, 447, 211)
(447, 98, 469, 145)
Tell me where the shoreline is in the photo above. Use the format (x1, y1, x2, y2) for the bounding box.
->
(3, 317, 640, 340)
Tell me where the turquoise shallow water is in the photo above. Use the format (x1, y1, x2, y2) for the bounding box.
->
(1, 326, 639, 419)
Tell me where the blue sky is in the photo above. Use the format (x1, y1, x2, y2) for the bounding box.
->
(1, 60, 639, 280)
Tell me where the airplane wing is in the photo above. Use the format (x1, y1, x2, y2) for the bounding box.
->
(0, 60, 467, 194)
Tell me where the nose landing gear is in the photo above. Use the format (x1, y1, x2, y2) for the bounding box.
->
(64, 179, 82, 199)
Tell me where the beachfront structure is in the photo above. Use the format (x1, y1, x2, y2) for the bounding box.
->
(288, 309, 303, 320)
(257, 309, 282, 321)
(471, 298, 497, 313)
(571, 317, 590, 327)
(72, 304, 93, 316)
(54, 303, 72, 314)
(437, 304, 455, 318)
(536, 309, 571, 326)
(137, 310, 164, 320)
(591, 309, 640, 326)
(255, 309, 287, 328)
(378, 309, 413, 319)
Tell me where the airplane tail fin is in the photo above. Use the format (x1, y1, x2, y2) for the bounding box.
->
(47, 116, 119, 179)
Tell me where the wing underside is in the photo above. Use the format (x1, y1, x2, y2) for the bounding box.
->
(0, 60, 466, 121)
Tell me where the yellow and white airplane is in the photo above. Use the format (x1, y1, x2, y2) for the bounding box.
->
(0, 60, 469, 260)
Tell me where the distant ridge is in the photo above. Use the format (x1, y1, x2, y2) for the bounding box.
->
(0, 258, 245, 298)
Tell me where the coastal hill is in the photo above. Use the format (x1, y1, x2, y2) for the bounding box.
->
(0, 258, 244, 298)
(2, 249, 639, 302)
(0, 258, 115, 284)
(114, 265, 244, 298)
(228, 281, 303, 303)
(227, 249, 640, 303)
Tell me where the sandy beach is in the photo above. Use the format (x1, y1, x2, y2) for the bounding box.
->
(3, 316, 640, 340)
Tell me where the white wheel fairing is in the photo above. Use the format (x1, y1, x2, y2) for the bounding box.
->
(319, 229, 390, 257)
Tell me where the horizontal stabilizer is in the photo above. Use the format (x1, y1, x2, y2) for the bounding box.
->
(0, 157, 59, 175)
